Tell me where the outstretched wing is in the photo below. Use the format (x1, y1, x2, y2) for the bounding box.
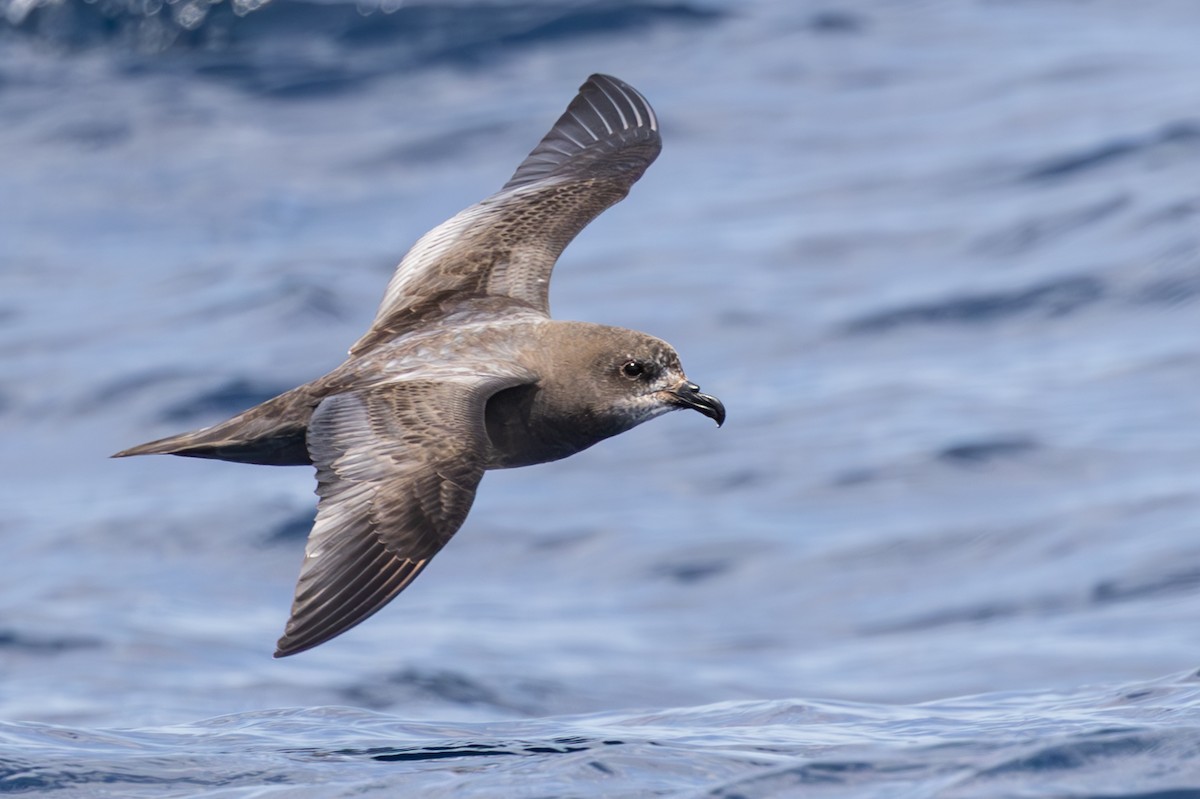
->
(274, 376, 527, 657)
(350, 74, 661, 355)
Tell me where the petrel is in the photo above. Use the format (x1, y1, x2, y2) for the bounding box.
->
(115, 74, 725, 657)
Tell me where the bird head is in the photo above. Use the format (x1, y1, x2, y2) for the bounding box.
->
(562, 325, 725, 433)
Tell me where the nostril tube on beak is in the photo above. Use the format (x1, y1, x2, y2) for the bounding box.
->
(667, 380, 725, 427)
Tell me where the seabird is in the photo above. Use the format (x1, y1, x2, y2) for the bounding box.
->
(114, 74, 725, 657)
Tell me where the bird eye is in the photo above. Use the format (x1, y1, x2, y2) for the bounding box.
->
(621, 360, 645, 379)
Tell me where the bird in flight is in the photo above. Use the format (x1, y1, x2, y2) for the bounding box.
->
(115, 74, 725, 657)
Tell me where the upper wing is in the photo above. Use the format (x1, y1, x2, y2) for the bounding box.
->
(274, 376, 527, 657)
(350, 74, 661, 356)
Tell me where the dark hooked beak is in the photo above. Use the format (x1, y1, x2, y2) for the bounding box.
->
(666, 381, 726, 427)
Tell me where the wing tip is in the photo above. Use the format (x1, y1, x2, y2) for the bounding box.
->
(581, 73, 658, 131)
(270, 555, 433, 657)
(273, 626, 304, 658)
(274, 619, 332, 658)
(501, 73, 660, 193)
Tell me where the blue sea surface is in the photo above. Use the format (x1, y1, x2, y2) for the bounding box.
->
(3, 0, 1200, 795)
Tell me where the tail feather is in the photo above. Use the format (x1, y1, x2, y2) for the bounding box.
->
(112, 387, 318, 466)
(112, 434, 206, 459)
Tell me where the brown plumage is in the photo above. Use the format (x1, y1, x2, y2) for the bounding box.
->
(114, 75, 724, 657)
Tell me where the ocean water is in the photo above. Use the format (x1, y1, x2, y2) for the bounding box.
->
(3, 0, 1200, 795)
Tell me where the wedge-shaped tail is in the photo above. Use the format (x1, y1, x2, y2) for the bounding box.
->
(112, 386, 318, 466)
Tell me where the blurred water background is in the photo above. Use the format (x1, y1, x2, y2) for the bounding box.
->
(3, 0, 1200, 795)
